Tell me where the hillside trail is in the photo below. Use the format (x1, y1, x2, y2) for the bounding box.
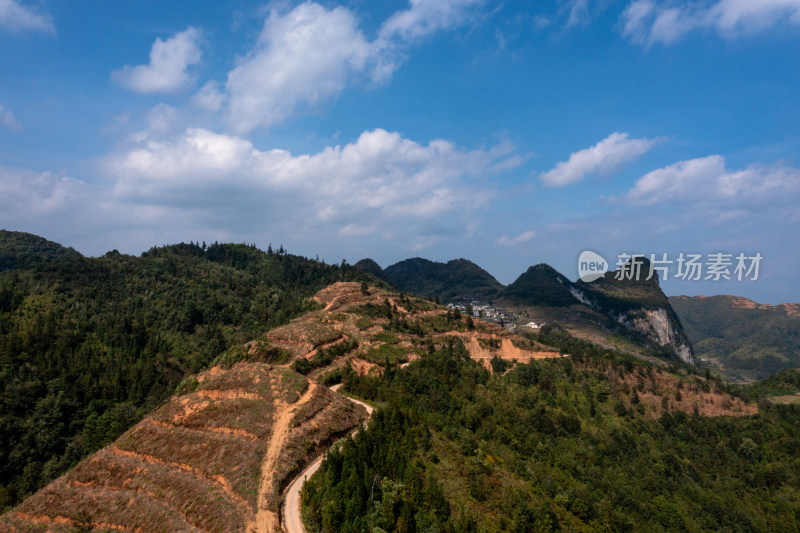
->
(249, 380, 316, 533)
(282, 383, 374, 533)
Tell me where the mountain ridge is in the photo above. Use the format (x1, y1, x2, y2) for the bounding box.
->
(2, 234, 797, 532)
(358, 255, 694, 363)
(670, 294, 800, 380)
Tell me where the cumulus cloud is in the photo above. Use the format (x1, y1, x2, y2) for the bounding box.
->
(191, 81, 225, 112)
(104, 127, 519, 244)
(0, 0, 53, 33)
(621, 0, 800, 46)
(112, 27, 202, 94)
(0, 104, 20, 131)
(0, 166, 84, 217)
(222, 0, 486, 134)
(225, 3, 372, 134)
(540, 132, 660, 187)
(497, 230, 536, 246)
(624, 155, 800, 206)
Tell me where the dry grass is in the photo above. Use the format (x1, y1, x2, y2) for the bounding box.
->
(196, 362, 274, 399)
(613, 367, 758, 418)
(0, 363, 321, 532)
(67, 446, 245, 531)
(154, 396, 274, 440)
(115, 420, 265, 509)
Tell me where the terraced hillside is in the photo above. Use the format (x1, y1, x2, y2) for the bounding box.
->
(0, 282, 563, 532)
(0, 361, 364, 533)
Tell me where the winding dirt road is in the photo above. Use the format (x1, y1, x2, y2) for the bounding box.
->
(282, 385, 374, 533)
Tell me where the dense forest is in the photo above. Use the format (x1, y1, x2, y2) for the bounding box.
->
(0, 232, 370, 510)
(303, 331, 800, 532)
(381, 258, 504, 303)
(670, 295, 800, 380)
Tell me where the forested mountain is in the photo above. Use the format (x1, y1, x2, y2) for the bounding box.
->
(670, 295, 800, 380)
(0, 281, 562, 531)
(0, 230, 81, 271)
(3, 234, 798, 532)
(301, 333, 798, 532)
(1, 277, 797, 533)
(500, 263, 579, 307)
(353, 258, 391, 284)
(378, 257, 504, 302)
(0, 233, 368, 510)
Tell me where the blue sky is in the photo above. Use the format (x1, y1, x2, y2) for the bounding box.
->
(1, 0, 799, 303)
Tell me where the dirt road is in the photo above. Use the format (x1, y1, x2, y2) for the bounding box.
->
(282, 386, 373, 533)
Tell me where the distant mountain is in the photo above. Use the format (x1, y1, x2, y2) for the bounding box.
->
(500, 263, 578, 307)
(378, 257, 504, 302)
(670, 295, 800, 380)
(0, 230, 82, 271)
(353, 258, 390, 283)
(572, 258, 693, 362)
(358, 255, 693, 363)
(495, 258, 692, 362)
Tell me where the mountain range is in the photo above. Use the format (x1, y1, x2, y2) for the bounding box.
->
(3, 279, 785, 533)
(2, 231, 800, 532)
(357, 256, 694, 364)
(670, 295, 800, 381)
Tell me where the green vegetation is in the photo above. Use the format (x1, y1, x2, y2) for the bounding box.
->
(380, 257, 504, 303)
(292, 339, 359, 375)
(368, 255, 693, 363)
(362, 342, 414, 366)
(746, 369, 800, 399)
(353, 258, 391, 284)
(305, 334, 800, 532)
(0, 234, 367, 510)
(574, 257, 671, 312)
(501, 263, 579, 308)
(670, 295, 800, 379)
(0, 230, 81, 271)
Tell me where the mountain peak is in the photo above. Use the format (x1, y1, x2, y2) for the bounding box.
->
(0, 230, 82, 271)
(382, 257, 502, 302)
(353, 258, 387, 282)
(500, 262, 578, 307)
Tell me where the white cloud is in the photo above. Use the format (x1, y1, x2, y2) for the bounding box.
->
(104, 127, 511, 246)
(621, 0, 800, 46)
(0, 104, 20, 131)
(373, 0, 486, 81)
(497, 230, 536, 246)
(566, 0, 590, 27)
(379, 0, 485, 43)
(222, 0, 486, 134)
(144, 103, 179, 134)
(191, 80, 225, 112)
(624, 155, 800, 206)
(225, 3, 372, 134)
(540, 132, 660, 187)
(0, 0, 53, 33)
(0, 166, 84, 217)
(112, 27, 202, 94)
